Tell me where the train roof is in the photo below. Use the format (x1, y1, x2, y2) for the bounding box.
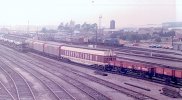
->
(61, 45, 114, 56)
(117, 54, 182, 70)
(27, 40, 115, 56)
(62, 44, 112, 51)
(29, 40, 113, 51)
(44, 41, 66, 46)
(3, 34, 27, 42)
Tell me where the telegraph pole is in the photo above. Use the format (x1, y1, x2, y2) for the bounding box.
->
(96, 15, 102, 45)
(27, 20, 29, 34)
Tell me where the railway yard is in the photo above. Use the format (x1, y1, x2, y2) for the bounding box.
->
(0, 44, 180, 100)
(1, 35, 182, 100)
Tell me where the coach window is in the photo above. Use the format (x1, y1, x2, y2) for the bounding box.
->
(82, 53, 84, 59)
(65, 50, 67, 55)
(97, 55, 100, 62)
(70, 51, 72, 57)
(66, 50, 68, 56)
(110, 57, 112, 61)
(88, 54, 90, 60)
(85, 53, 87, 59)
(75, 52, 77, 58)
(84, 53, 86, 59)
(77, 52, 79, 58)
(85, 53, 88, 59)
(61, 50, 63, 55)
(105, 57, 108, 62)
(68, 51, 70, 56)
(101, 56, 104, 62)
(86, 54, 88, 59)
(80, 53, 82, 59)
(74, 52, 76, 57)
(67, 51, 69, 56)
(81, 53, 83, 58)
(87, 54, 89, 59)
(78, 52, 81, 58)
(73, 52, 75, 57)
(65, 50, 66, 55)
(83, 53, 85, 59)
(78, 52, 80, 58)
(90, 54, 92, 60)
(95, 55, 98, 61)
(63, 50, 65, 55)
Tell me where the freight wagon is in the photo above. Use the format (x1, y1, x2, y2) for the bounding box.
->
(108, 59, 182, 84)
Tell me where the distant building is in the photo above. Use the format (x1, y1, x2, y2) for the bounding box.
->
(102, 28, 121, 37)
(122, 28, 138, 32)
(173, 42, 182, 51)
(138, 27, 162, 34)
(0, 28, 9, 34)
(169, 27, 182, 41)
(69, 20, 75, 28)
(162, 22, 182, 28)
(110, 20, 115, 29)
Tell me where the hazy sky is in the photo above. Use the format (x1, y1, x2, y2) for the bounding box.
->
(0, 0, 181, 28)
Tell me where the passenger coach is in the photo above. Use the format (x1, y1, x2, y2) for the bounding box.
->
(60, 45, 116, 68)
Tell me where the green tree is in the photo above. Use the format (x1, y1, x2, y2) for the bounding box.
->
(58, 22, 64, 31)
(41, 27, 47, 33)
(155, 37, 161, 42)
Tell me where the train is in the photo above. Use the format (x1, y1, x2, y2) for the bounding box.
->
(25, 39, 182, 84)
(88, 38, 124, 47)
(0, 36, 27, 52)
(1, 37, 182, 85)
(26, 39, 116, 69)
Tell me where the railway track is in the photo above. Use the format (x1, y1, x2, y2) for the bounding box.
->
(0, 46, 110, 100)
(0, 44, 168, 100)
(0, 51, 76, 100)
(0, 79, 15, 100)
(117, 46, 182, 55)
(1, 44, 159, 100)
(116, 51, 182, 62)
(115, 47, 182, 62)
(0, 59, 36, 100)
(19, 50, 159, 99)
(28, 53, 158, 100)
(0, 65, 19, 100)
